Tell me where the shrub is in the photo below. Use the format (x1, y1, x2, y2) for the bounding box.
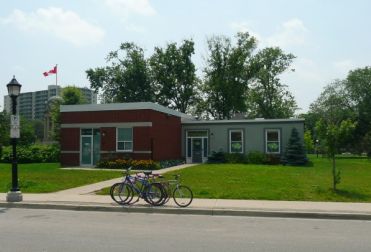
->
(159, 159, 185, 169)
(224, 153, 248, 164)
(207, 151, 226, 163)
(282, 127, 308, 166)
(247, 151, 267, 164)
(265, 154, 281, 165)
(0, 144, 60, 163)
(96, 159, 160, 170)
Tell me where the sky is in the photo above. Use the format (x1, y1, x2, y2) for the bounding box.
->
(1, 0, 370, 113)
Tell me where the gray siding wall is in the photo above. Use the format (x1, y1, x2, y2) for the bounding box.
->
(181, 121, 304, 158)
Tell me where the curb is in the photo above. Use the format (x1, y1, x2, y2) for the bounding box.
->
(1, 202, 371, 221)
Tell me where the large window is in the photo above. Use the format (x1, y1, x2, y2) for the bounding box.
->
(229, 129, 243, 153)
(266, 129, 280, 154)
(117, 128, 133, 152)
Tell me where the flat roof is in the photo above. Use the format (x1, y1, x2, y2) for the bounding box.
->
(182, 118, 305, 124)
(60, 102, 194, 119)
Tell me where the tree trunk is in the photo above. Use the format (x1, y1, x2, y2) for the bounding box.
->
(332, 154, 336, 191)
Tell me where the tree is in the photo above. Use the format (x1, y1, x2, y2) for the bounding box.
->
(0, 111, 36, 146)
(0, 111, 10, 147)
(150, 39, 200, 113)
(316, 119, 356, 191)
(282, 128, 307, 165)
(309, 80, 356, 152)
(49, 86, 87, 141)
(61, 86, 87, 105)
(247, 47, 297, 118)
(201, 32, 257, 119)
(303, 130, 314, 154)
(86, 42, 153, 103)
(345, 67, 371, 153)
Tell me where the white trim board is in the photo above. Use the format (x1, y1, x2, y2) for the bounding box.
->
(61, 122, 152, 128)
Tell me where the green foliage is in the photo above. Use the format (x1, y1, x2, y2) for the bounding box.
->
(96, 159, 160, 170)
(159, 159, 185, 169)
(150, 39, 200, 113)
(316, 116, 356, 190)
(86, 42, 153, 103)
(246, 151, 267, 164)
(225, 153, 248, 164)
(0, 111, 10, 146)
(345, 67, 371, 152)
(303, 130, 314, 153)
(247, 47, 297, 118)
(62, 86, 87, 105)
(201, 32, 257, 119)
(283, 128, 308, 166)
(1, 144, 60, 163)
(207, 150, 273, 165)
(207, 151, 226, 163)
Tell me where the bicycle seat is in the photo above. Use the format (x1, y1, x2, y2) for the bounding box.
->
(143, 171, 153, 176)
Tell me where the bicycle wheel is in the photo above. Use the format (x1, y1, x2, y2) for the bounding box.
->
(110, 183, 133, 205)
(173, 185, 193, 207)
(145, 183, 165, 206)
(162, 182, 171, 204)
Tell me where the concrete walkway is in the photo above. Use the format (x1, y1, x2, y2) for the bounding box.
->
(55, 163, 197, 195)
(1, 163, 371, 220)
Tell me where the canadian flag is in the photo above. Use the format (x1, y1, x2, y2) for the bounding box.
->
(43, 65, 57, 77)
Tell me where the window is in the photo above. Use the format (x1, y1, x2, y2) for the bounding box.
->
(117, 128, 133, 151)
(266, 129, 280, 153)
(229, 130, 243, 153)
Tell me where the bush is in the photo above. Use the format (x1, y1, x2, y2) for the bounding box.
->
(96, 159, 160, 170)
(265, 154, 281, 165)
(283, 127, 308, 166)
(224, 153, 248, 163)
(207, 151, 226, 163)
(0, 144, 60, 163)
(247, 151, 267, 164)
(159, 159, 185, 169)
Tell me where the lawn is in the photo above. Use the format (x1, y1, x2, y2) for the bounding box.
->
(162, 155, 371, 202)
(0, 163, 122, 193)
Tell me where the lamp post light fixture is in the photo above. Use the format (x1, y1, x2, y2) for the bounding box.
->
(6, 75, 23, 202)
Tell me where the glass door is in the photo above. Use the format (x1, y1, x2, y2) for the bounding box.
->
(192, 138, 203, 163)
(81, 136, 92, 166)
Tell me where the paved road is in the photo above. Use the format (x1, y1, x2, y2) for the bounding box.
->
(1, 208, 371, 252)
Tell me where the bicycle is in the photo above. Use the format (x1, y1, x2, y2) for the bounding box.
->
(157, 174, 193, 207)
(110, 168, 165, 206)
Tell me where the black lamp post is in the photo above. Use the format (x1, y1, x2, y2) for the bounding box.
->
(6, 75, 23, 202)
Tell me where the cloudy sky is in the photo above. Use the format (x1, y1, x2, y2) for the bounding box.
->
(1, 0, 370, 113)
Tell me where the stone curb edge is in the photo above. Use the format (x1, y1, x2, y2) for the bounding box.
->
(1, 202, 371, 221)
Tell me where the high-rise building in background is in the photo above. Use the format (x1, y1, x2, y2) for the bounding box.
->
(3, 85, 97, 120)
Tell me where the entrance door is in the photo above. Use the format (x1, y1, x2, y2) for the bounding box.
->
(81, 136, 92, 166)
(81, 129, 101, 166)
(192, 138, 203, 163)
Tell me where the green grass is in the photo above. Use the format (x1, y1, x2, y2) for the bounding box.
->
(0, 163, 122, 193)
(97, 155, 371, 202)
(162, 155, 371, 202)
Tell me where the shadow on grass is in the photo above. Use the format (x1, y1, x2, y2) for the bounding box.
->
(334, 189, 369, 201)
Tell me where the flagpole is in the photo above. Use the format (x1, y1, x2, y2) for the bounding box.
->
(55, 64, 58, 96)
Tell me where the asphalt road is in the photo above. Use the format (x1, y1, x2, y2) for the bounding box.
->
(1, 208, 371, 252)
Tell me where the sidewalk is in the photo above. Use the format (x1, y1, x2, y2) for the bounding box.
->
(1, 163, 371, 220)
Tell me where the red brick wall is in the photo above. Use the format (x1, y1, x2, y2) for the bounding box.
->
(100, 127, 116, 151)
(60, 109, 182, 165)
(150, 112, 181, 160)
(60, 153, 79, 167)
(60, 128, 80, 151)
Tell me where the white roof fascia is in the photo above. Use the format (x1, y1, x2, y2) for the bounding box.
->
(60, 102, 193, 119)
(182, 118, 305, 124)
